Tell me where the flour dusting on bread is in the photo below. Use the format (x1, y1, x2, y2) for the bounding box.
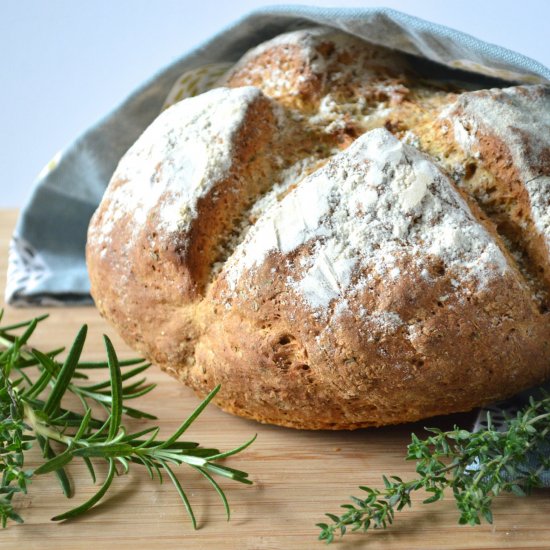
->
(223, 129, 510, 312)
(87, 27, 550, 430)
(98, 86, 263, 241)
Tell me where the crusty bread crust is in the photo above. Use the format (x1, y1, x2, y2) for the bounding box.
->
(87, 28, 550, 429)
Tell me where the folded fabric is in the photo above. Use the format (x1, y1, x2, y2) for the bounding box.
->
(4, 5, 549, 485)
(6, 5, 550, 306)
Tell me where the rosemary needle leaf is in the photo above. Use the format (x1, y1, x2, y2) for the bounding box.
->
(52, 459, 116, 521)
(36, 436, 72, 498)
(82, 456, 97, 484)
(76, 358, 146, 369)
(14, 319, 39, 348)
(154, 385, 222, 451)
(73, 408, 93, 441)
(159, 459, 197, 529)
(103, 335, 122, 441)
(117, 456, 130, 475)
(0, 315, 48, 333)
(83, 364, 151, 391)
(202, 463, 253, 484)
(193, 465, 231, 521)
(43, 325, 87, 417)
(135, 455, 154, 480)
(23, 354, 54, 399)
(124, 426, 160, 445)
(150, 458, 164, 484)
(33, 449, 74, 475)
(206, 434, 257, 461)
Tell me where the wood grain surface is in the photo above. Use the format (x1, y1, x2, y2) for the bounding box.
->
(1, 208, 549, 549)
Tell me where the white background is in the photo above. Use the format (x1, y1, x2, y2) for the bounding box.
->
(2, 0, 549, 208)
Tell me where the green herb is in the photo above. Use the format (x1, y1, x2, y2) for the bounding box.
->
(318, 394, 550, 543)
(0, 312, 255, 528)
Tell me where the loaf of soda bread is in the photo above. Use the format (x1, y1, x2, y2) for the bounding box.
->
(86, 27, 550, 429)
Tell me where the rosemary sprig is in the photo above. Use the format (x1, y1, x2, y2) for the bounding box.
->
(0, 312, 255, 528)
(318, 395, 550, 543)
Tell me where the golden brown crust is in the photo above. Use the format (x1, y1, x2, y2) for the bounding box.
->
(192, 258, 548, 429)
(87, 27, 550, 430)
(222, 27, 412, 113)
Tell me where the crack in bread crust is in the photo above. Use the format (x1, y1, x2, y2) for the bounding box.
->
(428, 87, 550, 312)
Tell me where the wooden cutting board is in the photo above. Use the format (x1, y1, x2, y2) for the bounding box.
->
(2, 209, 549, 550)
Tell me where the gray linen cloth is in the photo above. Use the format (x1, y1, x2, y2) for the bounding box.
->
(4, 6, 549, 484)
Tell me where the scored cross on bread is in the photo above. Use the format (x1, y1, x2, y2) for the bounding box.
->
(87, 28, 550, 429)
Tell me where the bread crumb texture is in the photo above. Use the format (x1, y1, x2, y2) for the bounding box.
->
(87, 27, 550, 429)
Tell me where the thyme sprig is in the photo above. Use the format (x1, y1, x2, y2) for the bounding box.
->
(0, 312, 255, 528)
(318, 394, 550, 543)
